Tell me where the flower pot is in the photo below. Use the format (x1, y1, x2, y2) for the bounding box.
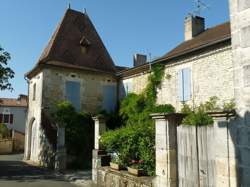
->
(127, 167, 145, 176)
(110, 162, 124, 170)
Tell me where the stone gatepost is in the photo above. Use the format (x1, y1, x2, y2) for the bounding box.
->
(54, 123, 66, 171)
(209, 112, 238, 187)
(92, 115, 110, 185)
(151, 113, 184, 187)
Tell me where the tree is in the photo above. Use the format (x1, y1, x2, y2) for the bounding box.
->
(0, 46, 14, 91)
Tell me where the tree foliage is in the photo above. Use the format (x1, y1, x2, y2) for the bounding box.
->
(0, 46, 14, 91)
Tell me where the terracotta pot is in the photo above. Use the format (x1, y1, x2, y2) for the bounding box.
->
(127, 167, 145, 176)
(110, 162, 124, 170)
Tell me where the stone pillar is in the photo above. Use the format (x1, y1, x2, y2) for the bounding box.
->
(229, 1, 250, 186)
(151, 113, 184, 187)
(54, 123, 66, 171)
(210, 113, 238, 187)
(92, 115, 110, 184)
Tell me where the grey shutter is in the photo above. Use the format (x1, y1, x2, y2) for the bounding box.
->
(103, 85, 117, 112)
(178, 70, 184, 102)
(65, 81, 80, 111)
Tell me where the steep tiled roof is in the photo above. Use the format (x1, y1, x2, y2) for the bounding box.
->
(26, 9, 116, 78)
(0, 95, 28, 107)
(156, 22, 231, 62)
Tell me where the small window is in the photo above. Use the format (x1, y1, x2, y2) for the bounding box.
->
(178, 68, 192, 102)
(124, 82, 132, 96)
(33, 83, 36, 101)
(3, 114, 9, 123)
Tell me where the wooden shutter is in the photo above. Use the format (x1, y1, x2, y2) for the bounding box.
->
(103, 85, 117, 112)
(178, 70, 184, 101)
(178, 68, 191, 102)
(0, 114, 2, 123)
(183, 68, 191, 101)
(10, 114, 13, 124)
(65, 81, 81, 111)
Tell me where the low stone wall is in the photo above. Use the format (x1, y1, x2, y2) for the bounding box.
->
(13, 131, 25, 152)
(97, 167, 154, 187)
(0, 139, 13, 154)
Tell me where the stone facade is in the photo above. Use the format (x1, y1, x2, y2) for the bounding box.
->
(119, 72, 149, 99)
(25, 65, 117, 164)
(229, 0, 250, 186)
(120, 44, 234, 112)
(24, 71, 43, 162)
(42, 66, 117, 114)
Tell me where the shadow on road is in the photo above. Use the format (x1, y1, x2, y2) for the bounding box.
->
(0, 160, 65, 182)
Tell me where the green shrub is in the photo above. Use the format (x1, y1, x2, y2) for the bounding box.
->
(223, 99, 236, 111)
(0, 123, 10, 139)
(101, 123, 155, 175)
(101, 64, 175, 176)
(53, 101, 94, 169)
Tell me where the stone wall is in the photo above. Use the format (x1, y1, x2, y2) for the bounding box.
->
(42, 66, 117, 114)
(97, 167, 154, 187)
(119, 72, 149, 99)
(121, 44, 234, 111)
(0, 139, 13, 154)
(229, 0, 250, 186)
(24, 71, 43, 162)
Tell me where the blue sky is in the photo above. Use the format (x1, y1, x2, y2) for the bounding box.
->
(0, 0, 229, 98)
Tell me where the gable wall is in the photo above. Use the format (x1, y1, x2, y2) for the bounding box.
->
(120, 44, 234, 111)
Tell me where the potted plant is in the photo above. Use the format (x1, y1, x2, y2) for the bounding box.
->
(109, 153, 125, 170)
(127, 160, 145, 176)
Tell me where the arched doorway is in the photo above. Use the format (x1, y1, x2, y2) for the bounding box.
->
(27, 117, 36, 160)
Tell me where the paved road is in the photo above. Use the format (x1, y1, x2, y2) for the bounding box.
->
(0, 154, 90, 187)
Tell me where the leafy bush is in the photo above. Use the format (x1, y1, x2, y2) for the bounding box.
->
(53, 101, 94, 169)
(181, 97, 236, 126)
(101, 64, 175, 176)
(0, 123, 11, 139)
(101, 123, 155, 175)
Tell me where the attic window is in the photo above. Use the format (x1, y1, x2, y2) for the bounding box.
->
(80, 36, 91, 48)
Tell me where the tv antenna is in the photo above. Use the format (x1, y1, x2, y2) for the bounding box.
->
(193, 0, 209, 16)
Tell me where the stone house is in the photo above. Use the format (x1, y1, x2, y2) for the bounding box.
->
(0, 95, 27, 134)
(24, 9, 121, 163)
(24, 8, 236, 167)
(119, 16, 233, 111)
(0, 94, 27, 150)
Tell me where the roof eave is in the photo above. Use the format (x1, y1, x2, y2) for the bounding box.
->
(153, 36, 231, 64)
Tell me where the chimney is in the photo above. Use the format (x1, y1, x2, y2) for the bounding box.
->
(184, 14, 205, 41)
(133, 54, 147, 67)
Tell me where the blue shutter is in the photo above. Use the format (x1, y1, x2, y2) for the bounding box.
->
(65, 81, 80, 111)
(183, 68, 191, 101)
(103, 85, 117, 112)
(178, 68, 191, 102)
(178, 70, 184, 101)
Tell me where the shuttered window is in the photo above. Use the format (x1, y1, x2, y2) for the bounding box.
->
(65, 81, 81, 111)
(178, 68, 192, 102)
(103, 85, 116, 112)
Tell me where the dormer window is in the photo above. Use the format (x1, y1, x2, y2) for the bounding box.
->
(80, 36, 91, 48)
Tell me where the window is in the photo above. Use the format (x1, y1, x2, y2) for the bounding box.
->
(103, 85, 116, 112)
(124, 81, 132, 96)
(65, 81, 80, 111)
(0, 114, 13, 124)
(33, 83, 36, 101)
(178, 68, 192, 102)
